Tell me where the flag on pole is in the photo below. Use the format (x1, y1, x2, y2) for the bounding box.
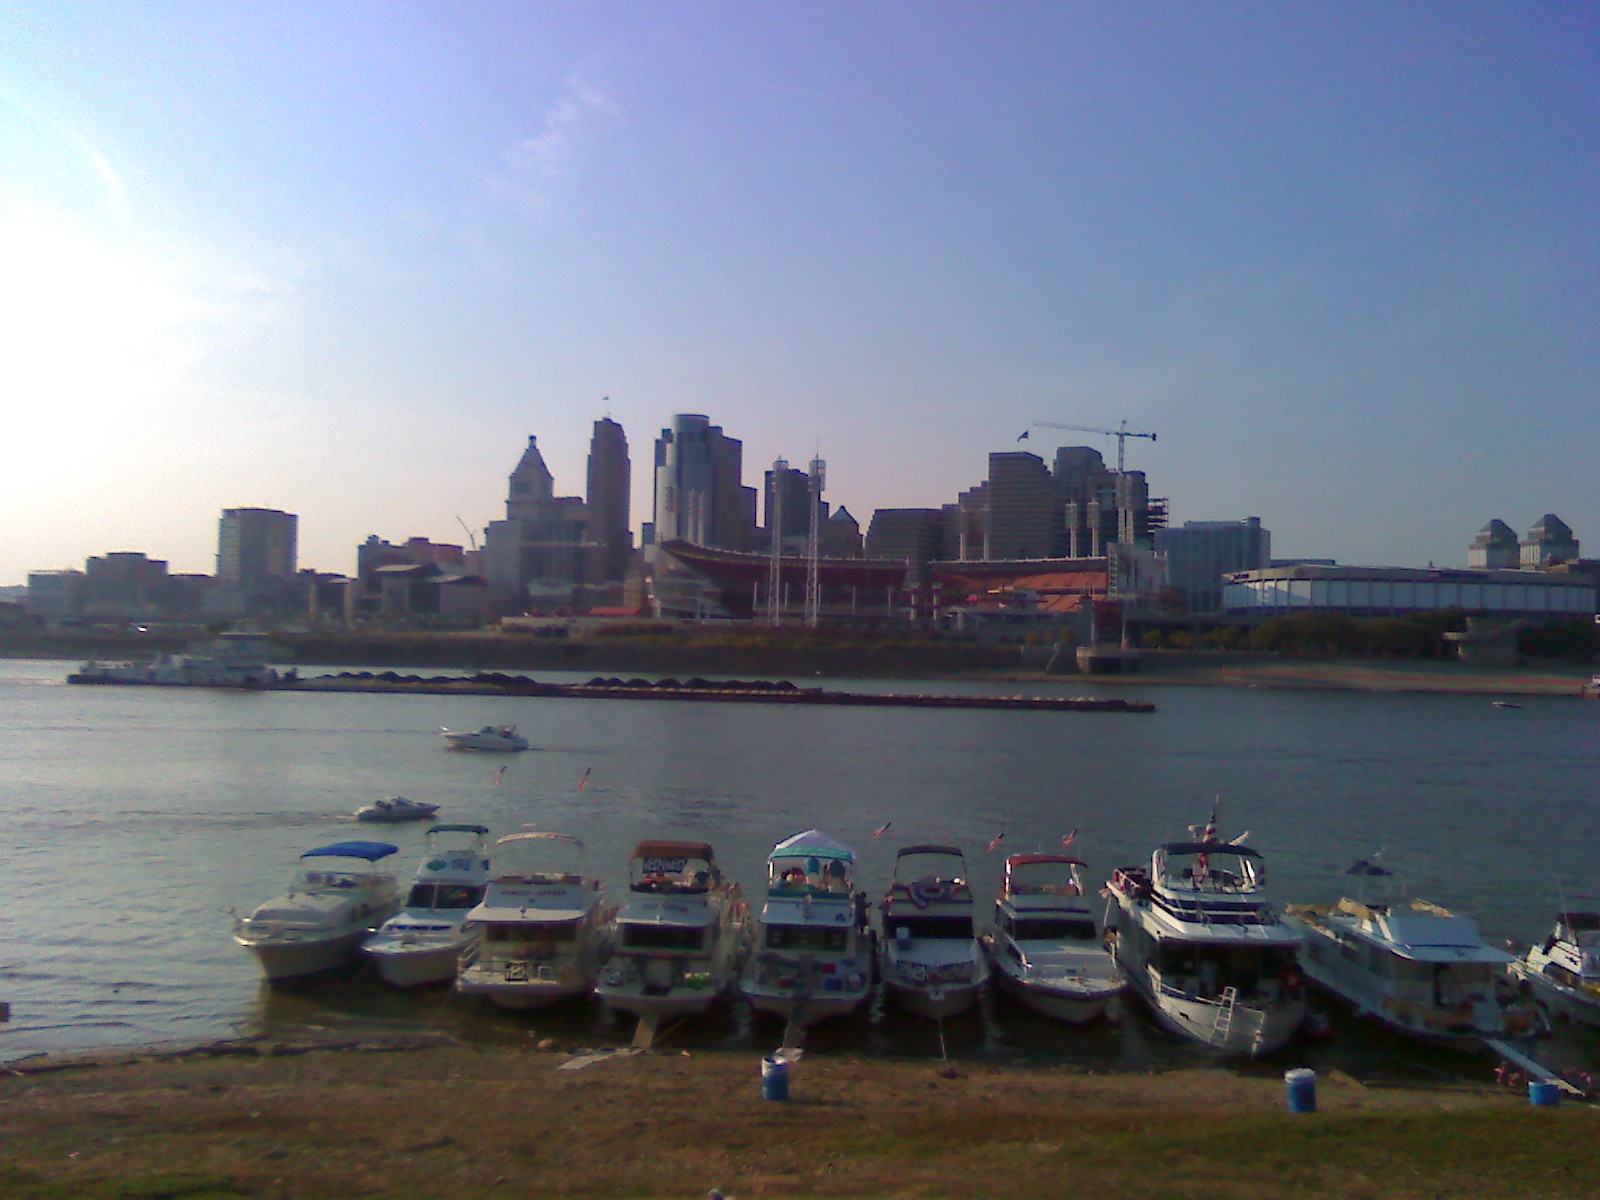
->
(1202, 798, 1218, 843)
(871, 821, 892, 839)
(1060, 828, 1078, 851)
(491, 766, 506, 786)
(987, 830, 1006, 852)
(577, 767, 592, 792)
(1016, 429, 1030, 441)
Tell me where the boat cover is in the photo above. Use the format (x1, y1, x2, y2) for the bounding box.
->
(1158, 841, 1261, 858)
(431, 824, 490, 836)
(301, 841, 399, 861)
(770, 829, 855, 862)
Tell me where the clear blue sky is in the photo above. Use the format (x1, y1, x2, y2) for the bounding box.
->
(3, 3, 1595, 584)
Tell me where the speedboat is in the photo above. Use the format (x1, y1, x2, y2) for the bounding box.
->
(1285, 858, 1541, 1044)
(596, 840, 751, 1022)
(1510, 910, 1600, 1027)
(879, 844, 989, 1020)
(982, 852, 1125, 1023)
(1106, 816, 1304, 1056)
(354, 795, 439, 823)
(234, 841, 402, 982)
(363, 824, 492, 988)
(455, 832, 608, 1009)
(739, 829, 874, 1028)
(441, 725, 529, 752)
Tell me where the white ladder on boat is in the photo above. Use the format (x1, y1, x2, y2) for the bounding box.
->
(1213, 986, 1239, 1044)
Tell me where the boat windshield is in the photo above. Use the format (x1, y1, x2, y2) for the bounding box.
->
(1012, 915, 1097, 942)
(406, 882, 483, 910)
(887, 914, 975, 941)
(622, 925, 706, 951)
(296, 864, 383, 890)
(764, 925, 848, 952)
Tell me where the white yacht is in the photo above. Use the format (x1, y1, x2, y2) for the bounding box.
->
(441, 725, 529, 752)
(1286, 859, 1541, 1044)
(1106, 823, 1304, 1056)
(455, 832, 608, 1009)
(1511, 909, 1600, 1027)
(879, 844, 990, 1020)
(354, 796, 439, 823)
(363, 824, 492, 989)
(234, 841, 402, 982)
(983, 853, 1125, 1023)
(596, 840, 750, 1022)
(739, 829, 874, 1028)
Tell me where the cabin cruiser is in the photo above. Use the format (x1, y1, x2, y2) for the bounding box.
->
(983, 853, 1125, 1023)
(739, 829, 874, 1028)
(1285, 859, 1540, 1044)
(234, 841, 402, 982)
(441, 725, 529, 752)
(1107, 822, 1304, 1056)
(879, 844, 990, 1020)
(1510, 910, 1600, 1027)
(363, 825, 492, 988)
(596, 840, 751, 1022)
(354, 796, 439, 823)
(455, 832, 608, 1009)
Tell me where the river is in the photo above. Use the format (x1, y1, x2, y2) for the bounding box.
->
(3, 657, 1596, 1081)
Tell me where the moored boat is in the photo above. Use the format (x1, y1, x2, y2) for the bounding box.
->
(878, 843, 989, 1020)
(1510, 909, 1600, 1027)
(739, 830, 874, 1028)
(363, 824, 492, 988)
(234, 841, 402, 982)
(983, 852, 1125, 1023)
(441, 725, 529, 752)
(455, 832, 608, 1009)
(1106, 813, 1304, 1056)
(596, 840, 751, 1022)
(1285, 858, 1541, 1044)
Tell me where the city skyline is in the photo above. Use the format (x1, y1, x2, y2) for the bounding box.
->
(4, 5, 1596, 585)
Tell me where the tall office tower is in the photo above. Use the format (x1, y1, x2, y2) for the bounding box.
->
(1468, 520, 1519, 569)
(865, 508, 948, 586)
(585, 418, 632, 583)
(983, 451, 1063, 560)
(764, 462, 819, 550)
(1155, 518, 1271, 613)
(649, 414, 758, 552)
(1521, 514, 1579, 569)
(483, 436, 589, 612)
(217, 508, 298, 587)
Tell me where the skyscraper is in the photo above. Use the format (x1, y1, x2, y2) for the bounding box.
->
(482, 436, 589, 613)
(585, 417, 632, 583)
(648, 414, 757, 553)
(217, 507, 297, 587)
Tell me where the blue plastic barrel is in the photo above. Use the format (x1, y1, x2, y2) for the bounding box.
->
(761, 1055, 789, 1101)
(1529, 1080, 1560, 1108)
(1284, 1067, 1317, 1114)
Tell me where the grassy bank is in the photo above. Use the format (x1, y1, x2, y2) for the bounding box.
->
(2, 1038, 1594, 1199)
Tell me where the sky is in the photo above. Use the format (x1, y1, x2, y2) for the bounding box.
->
(2, 3, 1596, 584)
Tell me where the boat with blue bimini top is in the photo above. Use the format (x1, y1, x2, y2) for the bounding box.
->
(234, 840, 402, 983)
(879, 844, 990, 1020)
(596, 840, 751, 1023)
(983, 852, 1126, 1024)
(1106, 810, 1305, 1057)
(363, 825, 492, 989)
(739, 830, 874, 1028)
(1285, 857, 1542, 1045)
(455, 832, 609, 1010)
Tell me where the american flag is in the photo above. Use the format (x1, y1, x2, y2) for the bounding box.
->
(1061, 828, 1078, 851)
(871, 821, 892, 839)
(577, 767, 592, 792)
(987, 830, 1006, 852)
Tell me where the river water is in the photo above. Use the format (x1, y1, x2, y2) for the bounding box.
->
(3, 657, 1597, 1081)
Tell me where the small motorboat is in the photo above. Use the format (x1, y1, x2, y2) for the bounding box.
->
(879, 843, 990, 1020)
(1510, 909, 1600, 1027)
(234, 841, 402, 982)
(354, 796, 439, 823)
(364, 824, 492, 988)
(441, 724, 530, 752)
(1492, 701, 1523, 710)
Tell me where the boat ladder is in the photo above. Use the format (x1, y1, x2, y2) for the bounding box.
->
(1213, 986, 1239, 1044)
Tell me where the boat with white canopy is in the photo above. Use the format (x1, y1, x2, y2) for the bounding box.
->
(739, 829, 874, 1028)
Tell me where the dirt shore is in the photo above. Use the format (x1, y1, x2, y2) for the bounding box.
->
(4, 1035, 1596, 1199)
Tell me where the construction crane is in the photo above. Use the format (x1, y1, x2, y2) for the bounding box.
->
(1021, 420, 1157, 473)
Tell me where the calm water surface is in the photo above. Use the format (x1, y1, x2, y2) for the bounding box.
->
(3, 657, 1597, 1081)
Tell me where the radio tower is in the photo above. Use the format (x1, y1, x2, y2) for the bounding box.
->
(767, 458, 786, 626)
(805, 457, 825, 628)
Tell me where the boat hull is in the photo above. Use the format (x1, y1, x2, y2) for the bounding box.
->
(364, 937, 471, 989)
(456, 966, 594, 1010)
(883, 978, 984, 1021)
(1511, 961, 1600, 1028)
(991, 966, 1120, 1023)
(740, 984, 870, 1027)
(236, 927, 370, 983)
(1123, 975, 1304, 1056)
